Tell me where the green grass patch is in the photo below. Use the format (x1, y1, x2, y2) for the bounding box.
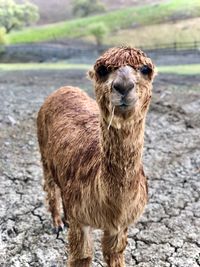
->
(0, 63, 200, 75)
(8, 0, 200, 44)
(158, 64, 200, 75)
(0, 62, 91, 71)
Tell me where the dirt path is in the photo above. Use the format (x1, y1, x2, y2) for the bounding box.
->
(0, 70, 200, 267)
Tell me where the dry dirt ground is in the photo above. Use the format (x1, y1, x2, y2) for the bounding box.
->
(0, 70, 200, 267)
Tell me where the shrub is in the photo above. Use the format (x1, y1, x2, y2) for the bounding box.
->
(0, 28, 7, 44)
(72, 0, 106, 17)
(89, 22, 109, 46)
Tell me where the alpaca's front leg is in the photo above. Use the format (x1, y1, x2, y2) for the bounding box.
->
(43, 169, 64, 235)
(102, 228, 128, 267)
(68, 223, 93, 267)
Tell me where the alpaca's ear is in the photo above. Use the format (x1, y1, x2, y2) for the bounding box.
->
(87, 69, 95, 80)
(153, 67, 158, 78)
(149, 66, 157, 80)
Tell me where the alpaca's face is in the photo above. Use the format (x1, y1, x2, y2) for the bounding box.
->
(91, 64, 154, 119)
(89, 47, 155, 125)
(109, 65, 153, 113)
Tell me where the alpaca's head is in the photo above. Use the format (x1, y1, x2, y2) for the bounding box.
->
(89, 47, 156, 128)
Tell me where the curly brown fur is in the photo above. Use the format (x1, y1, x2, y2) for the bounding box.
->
(92, 46, 154, 81)
(37, 46, 155, 267)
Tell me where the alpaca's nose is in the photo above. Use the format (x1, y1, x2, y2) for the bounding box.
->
(112, 80, 135, 96)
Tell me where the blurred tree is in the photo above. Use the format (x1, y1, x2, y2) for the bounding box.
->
(0, 0, 39, 33)
(89, 22, 108, 46)
(0, 27, 6, 44)
(72, 0, 106, 17)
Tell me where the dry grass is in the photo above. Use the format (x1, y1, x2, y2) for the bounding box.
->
(87, 17, 200, 47)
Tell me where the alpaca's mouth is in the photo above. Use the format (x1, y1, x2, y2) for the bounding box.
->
(117, 97, 138, 111)
(111, 91, 138, 112)
(118, 103, 133, 112)
(111, 101, 136, 114)
(119, 102, 131, 108)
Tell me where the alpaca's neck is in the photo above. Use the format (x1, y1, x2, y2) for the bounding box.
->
(100, 115, 145, 186)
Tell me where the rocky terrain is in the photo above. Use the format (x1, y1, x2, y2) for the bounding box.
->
(0, 70, 200, 266)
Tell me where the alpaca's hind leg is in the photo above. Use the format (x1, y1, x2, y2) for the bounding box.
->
(68, 223, 93, 267)
(42, 163, 64, 234)
(102, 228, 128, 267)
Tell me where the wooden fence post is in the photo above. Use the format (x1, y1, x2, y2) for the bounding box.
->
(194, 40, 197, 50)
(173, 42, 177, 51)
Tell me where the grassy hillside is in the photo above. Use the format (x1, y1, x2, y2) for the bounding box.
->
(102, 17, 200, 47)
(8, 0, 200, 44)
(15, 0, 167, 24)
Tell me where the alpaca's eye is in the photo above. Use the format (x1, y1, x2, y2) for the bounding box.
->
(140, 65, 152, 76)
(97, 65, 109, 77)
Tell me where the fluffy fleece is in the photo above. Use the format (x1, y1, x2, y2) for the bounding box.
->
(37, 46, 155, 267)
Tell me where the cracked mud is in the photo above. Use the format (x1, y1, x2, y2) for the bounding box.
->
(0, 70, 200, 267)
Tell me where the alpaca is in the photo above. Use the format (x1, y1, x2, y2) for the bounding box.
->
(37, 46, 155, 267)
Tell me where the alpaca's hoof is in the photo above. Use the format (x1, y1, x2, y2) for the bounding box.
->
(53, 217, 69, 238)
(53, 224, 65, 238)
(63, 219, 69, 228)
(62, 215, 69, 228)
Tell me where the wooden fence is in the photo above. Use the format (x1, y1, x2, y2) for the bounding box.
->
(0, 41, 199, 63)
(141, 41, 200, 53)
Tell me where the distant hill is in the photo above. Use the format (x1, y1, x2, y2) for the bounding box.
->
(16, 0, 73, 24)
(16, 0, 167, 24)
(9, 0, 200, 46)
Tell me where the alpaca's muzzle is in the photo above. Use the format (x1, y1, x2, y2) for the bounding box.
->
(110, 65, 138, 111)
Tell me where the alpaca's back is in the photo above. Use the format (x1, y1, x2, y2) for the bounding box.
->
(37, 86, 101, 187)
